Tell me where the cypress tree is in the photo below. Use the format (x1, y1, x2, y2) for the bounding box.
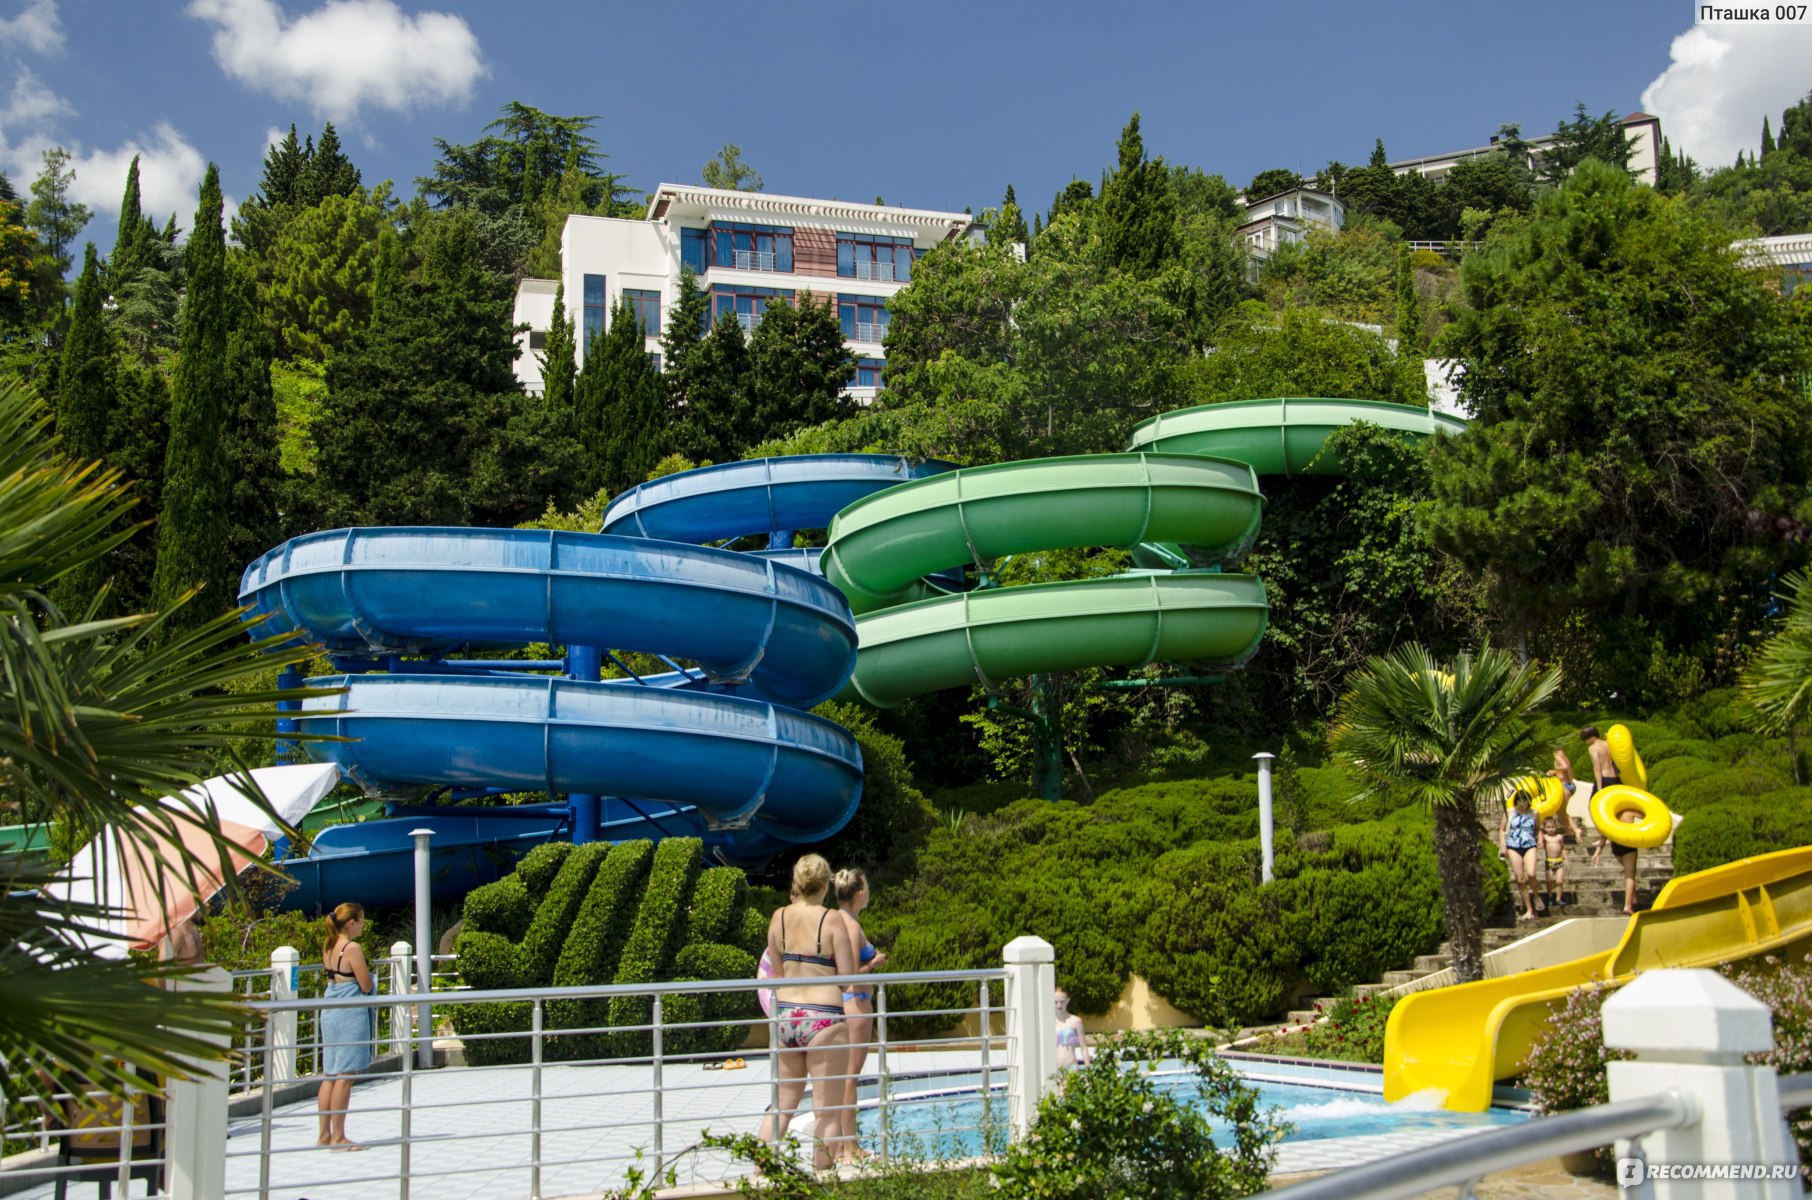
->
(58, 244, 115, 463)
(541, 283, 576, 413)
(152, 164, 231, 622)
(110, 155, 153, 291)
(595, 298, 666, 494)
(300, 123, 362, 207)
(571, 321, 610, 490)
(221, 323, 281, 596)
(997, 184, 1029, 244)
(661, 268, 710, 427)
(743, 293, 853, 437)
(1394, 243, 1422, 353)
(672, 312, 750, 464)
(262, 125, 307, 207)
(1762, 115, 1776, 159)
(1098, 113, 1179, 275)
(1369, 139, 1389, 169)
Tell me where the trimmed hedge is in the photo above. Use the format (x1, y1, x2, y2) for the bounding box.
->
(684, 867, 746, 946)
(450, 837, 754, 1066)
(1675, 794, 1812, 874)
(608, 838, 704, 1056)
(549, 840, 653, 1061)
(664, 942, 759, 1056)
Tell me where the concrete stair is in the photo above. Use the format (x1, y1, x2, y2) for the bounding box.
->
(1276, 842, 1677, 1025)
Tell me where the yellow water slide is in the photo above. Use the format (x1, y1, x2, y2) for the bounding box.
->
(1383, 844, 1812, 1111)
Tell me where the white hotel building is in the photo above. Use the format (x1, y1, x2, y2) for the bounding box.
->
(511, 185, 976, 400)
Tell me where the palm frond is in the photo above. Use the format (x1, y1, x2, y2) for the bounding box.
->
(1741, 571, 1812, 733)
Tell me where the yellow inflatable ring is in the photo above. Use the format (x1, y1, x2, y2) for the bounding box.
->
(1590, 784, 1672, 849)
(1606, 724, 1648, 790)
(1506, 775, 1565, 819)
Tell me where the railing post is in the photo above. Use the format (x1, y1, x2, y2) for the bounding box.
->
(270, 946, 299, 1083)
(166, 965, 231, 1200)
(979, 979, 993, 1142)
(1602, 968, 1799, 1198)
(530, 999, 544, 1200)
(876, 984, 890, 1163)
(411, 828, 435, 1069)
(1002, 936, 1056, 1141)
(389, 941, 413, 1056)
(651, 994, 664, 1177)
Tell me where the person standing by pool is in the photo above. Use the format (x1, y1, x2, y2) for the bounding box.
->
(1054, 988, 1088, 1070)
(318, 902, 374, 1151)
(757, 854, 859, 1171)
(1499, 791, 1543, 920)
(832, 868, 885, 1163)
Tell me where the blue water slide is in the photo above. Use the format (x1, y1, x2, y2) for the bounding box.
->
(601, 454, 955, 543)
(240, 527, 857, 709)
(295, 674, 863, 846)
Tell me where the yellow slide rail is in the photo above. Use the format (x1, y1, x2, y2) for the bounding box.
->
(1383, 844, 1812, 1111)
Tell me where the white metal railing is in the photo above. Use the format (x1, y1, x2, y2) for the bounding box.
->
(735, 312, 757, 333)
(1403, 240, 1482, 256)
(732, 249, 777, 271)
(852, 260, 898, 282)
(853, 322, 888, 343)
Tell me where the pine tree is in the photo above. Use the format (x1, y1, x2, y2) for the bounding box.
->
(262, 125, 307, 207)
(541, 283, 577, 412)
(25, 146, 90, 275)
(994, 184, 1029, 245)
(1762, 115, 1776, 159)
(1394, 243, 1422, 354)
(743, 292, 853, 439)
(1369, 139, 1390, 169)
(299, 122, 362, 207)
(57, 244, 114, 463)
(152, 164, 231, 623)
(1097, 113, 1179, 275)
(672, 312, 750, 463)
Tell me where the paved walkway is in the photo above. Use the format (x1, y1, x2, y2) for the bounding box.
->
(1, 1053, 1567, 1200)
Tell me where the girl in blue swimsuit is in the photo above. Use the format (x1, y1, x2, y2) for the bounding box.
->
(833, 868, 886, 1163)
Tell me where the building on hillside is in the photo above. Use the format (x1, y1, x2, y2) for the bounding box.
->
(1388, 112, 1662, 185)
(1237, 186, 1345, 265)
(1736, 232, 1812, 295)
(511, 185, 975, 400)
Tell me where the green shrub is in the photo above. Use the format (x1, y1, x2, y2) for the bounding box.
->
(1675, 796, 1812, 873)
(989, 1030, 1281, 1200)
(460, 875, 533, 941)
(450, 929, 532, 1066)
(549, 840, 654, 1061)
(1724, 955, 1812, 1171)
(812, 701, 937, 877)
(609, 838, 704, 1055)
(664, 942, 759, 1056)
(516, 841, 573, 894)
(521, 842, 610, 983)
(684, 867, 746, 945)
(1255, 992, 1399, 1063)
(737, 906, 771, 957)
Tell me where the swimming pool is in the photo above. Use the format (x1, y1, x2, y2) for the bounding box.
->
(859, 1066, 1529, 1159)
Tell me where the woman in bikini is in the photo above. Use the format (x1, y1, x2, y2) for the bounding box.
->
(832, 868, 885, 1163)
(757, 855, 859, 1170)
(317, 901, 374, 1151)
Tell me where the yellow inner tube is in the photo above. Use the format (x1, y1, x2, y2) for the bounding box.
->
(1606, 724, 1648, 790)
(1590, 783, 1672, 849)
(1506, 775, 1565, 819)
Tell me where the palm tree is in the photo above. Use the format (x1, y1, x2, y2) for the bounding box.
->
(1741, 571, 1812, 782)
(1330, 643, 1560, 983)
(0, 378, 328, 1095)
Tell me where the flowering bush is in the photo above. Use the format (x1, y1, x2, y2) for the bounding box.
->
(989, 1030, 1285, 1200)
(1521, 982, 1632, 1171)
(1257, 992, 1398, 1063)
(1723, 955, 1812, 1172)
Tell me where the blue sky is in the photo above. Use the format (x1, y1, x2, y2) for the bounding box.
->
(4, 0, 1811, 251)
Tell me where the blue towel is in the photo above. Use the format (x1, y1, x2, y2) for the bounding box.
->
(320, 980, 375, 1077)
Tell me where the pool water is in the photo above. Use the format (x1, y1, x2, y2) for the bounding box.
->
(860, 1072, 1528, 1159)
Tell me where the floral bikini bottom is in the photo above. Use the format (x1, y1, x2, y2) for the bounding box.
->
(777, 1004, 844, 1049)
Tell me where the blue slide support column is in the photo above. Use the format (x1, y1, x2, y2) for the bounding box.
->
(566, 645, 605, 844)
(276, 665, 303, 763)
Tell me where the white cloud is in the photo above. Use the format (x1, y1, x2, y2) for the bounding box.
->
(0, 0, 64, 56)
(1, 67, 69, 127)
(64, 125, 213, 227)
(1641, 23, 1812, 167)
(186, 0, 486, 122)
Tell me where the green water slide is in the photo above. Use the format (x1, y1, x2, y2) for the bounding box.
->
(1126, 397, 1466, 474)
(823, 452, 1269, 708)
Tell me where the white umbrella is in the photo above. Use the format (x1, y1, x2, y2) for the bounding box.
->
(52, 763, 341, 957)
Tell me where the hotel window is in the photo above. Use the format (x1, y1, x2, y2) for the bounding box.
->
(582, 274, 607, 345)
(710, 222, 793, 272)
(851, 358, 885, 389)
(837, 234, 914, 283)
(625, 288, 661, 335)
(648, 352, 662, 372)
(528, 331, 547, 351)
(838, 295, 889, 343)
(680, 227, 707, 273)
(711, 285, 793, 332)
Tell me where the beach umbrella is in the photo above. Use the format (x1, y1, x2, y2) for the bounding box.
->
(51, 763, 341, 956)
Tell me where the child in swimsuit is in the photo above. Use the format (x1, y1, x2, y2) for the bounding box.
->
(1540, 818, 1567, 909)
(1055, 988, 1089, 1070)
(832, 868, 885, 1164)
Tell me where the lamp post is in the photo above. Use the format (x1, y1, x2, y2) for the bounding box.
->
(1253, 753, 1275, 883)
